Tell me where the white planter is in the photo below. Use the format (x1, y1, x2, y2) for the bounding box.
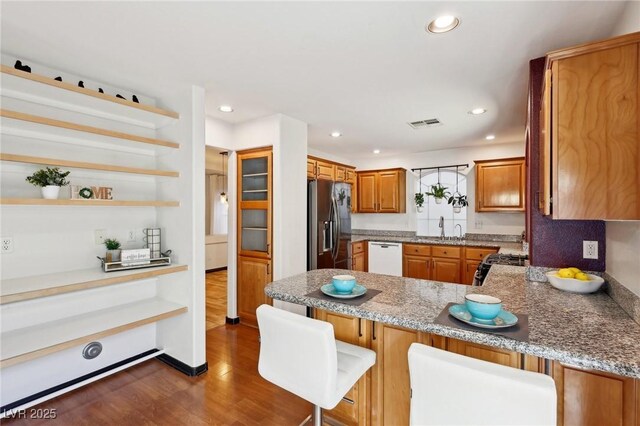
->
(435, 197, 443, 204)
(417, 206, 424, 213)
(41, 185, 61, 199)
(106, 249, 122, 263)
(453, 206, 462, 213)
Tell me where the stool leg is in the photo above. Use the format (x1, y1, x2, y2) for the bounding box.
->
(313, 405, 322, 426)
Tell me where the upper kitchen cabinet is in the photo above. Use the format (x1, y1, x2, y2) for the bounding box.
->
(307, 156, 335, 180)
(356, 168, 406, 213)
(475, 157, 526, 212)
(540, 32, 640, 220)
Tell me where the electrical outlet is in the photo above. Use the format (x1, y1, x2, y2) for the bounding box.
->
(474, 218, 483, 229)
(127, 229, 137, 242)
(583, 241, 598, 259)
(95, 229, 106, 245)
(1, 237, 14, 253)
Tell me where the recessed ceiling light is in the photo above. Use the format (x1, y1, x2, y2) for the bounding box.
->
(485, 134, 496, 140)
(426, 15, 460, 34)
(330, 131, 342, 138)
(468, 108, 487, 115)
(373, 149, 381, 154)
(219, 105, 233, 113)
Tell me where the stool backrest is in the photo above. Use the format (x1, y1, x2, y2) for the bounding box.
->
(408, 343, 556, 426)
(257, 304, 338, 407)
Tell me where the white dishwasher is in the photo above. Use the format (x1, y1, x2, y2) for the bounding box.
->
(368, 241, 403, 276)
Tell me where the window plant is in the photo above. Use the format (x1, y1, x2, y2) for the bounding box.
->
(425, 183, 450, 204)
(448, 193, 468, 213)
(414, 192, 425, 212)
(25, 167, 71, 200)
(104, 238, 122, 262)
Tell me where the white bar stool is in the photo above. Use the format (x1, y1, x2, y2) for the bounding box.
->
(256, 304, 376, 426)
(408, 343, 556, 426)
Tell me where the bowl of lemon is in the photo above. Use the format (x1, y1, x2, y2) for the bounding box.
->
(546, 267, 604, 294)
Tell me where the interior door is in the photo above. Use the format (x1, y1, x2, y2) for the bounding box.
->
(237, 256, 272, 327)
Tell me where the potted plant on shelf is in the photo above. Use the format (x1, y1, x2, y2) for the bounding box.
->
(415, 192, 425, 212)
(25, 167, 71, 199)
(448, 193, 468, 213)
(104, 238, 122, 263)
(426, 183, 450, 204)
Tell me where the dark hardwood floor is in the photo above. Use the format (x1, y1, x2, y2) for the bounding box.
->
(5, 325, 311, 425)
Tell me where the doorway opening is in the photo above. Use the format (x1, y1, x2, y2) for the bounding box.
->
(205, 146, 228, 329)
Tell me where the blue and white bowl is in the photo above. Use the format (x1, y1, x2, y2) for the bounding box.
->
(332, 275, 356, 293)
(464, 294, 502, 321)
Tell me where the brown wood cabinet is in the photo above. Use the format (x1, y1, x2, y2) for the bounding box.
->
(352, 241, 367, 272)
(447, 338, 521, 368)
(237, 256, 272, 326)
(371, 323, 427, 426)
(237, 147, 273, 327)
(541, 32, 640, 220)
(475, 157, 526, 212)
(315, 310, 371, 426)
(356, 168, 406, 213)
(552, 362, 638, 426)
(401, 243, 498, 285)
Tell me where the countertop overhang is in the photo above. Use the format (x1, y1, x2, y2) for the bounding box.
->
(265, 265, 640, 379)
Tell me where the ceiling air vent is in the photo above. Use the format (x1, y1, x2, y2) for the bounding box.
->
(408, 118, 442, 129)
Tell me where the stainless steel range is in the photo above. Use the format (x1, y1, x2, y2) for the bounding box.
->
(473, 253, 528, 286)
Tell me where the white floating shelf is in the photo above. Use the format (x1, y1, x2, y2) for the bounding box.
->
(0, 264, 188, 305)
(0, 153, 180, 178)
(0, 109, 179, 154)
(0, 65, 179, 129)
(0, 298, 187, 368)
(0, 198, 180, 207)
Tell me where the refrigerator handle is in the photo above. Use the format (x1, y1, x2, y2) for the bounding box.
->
(332, 196, 341, 261)
(320, 221, 333, 253)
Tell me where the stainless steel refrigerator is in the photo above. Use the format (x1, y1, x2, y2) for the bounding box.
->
(308, 180, 352, 270)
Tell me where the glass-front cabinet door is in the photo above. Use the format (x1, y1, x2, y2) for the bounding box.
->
(238, 148, 272, 258)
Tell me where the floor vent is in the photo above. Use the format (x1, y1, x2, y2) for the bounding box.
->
(408, 118, 442, 129)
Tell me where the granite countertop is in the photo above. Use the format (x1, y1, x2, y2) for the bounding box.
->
(265, 266, 640, 378)
(350, 233, 527, 256)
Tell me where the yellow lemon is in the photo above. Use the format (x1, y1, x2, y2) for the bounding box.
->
(558, 268, 576, 279)
(575, 272, 590, 281)
(568, 267, 582, 274)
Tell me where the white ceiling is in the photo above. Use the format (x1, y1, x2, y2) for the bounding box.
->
(1, 1, 629, 158)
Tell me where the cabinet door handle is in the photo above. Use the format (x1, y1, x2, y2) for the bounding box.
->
(267, 263, 270, 275)
(466, 264, 469, 272)
(372, 322, 377, 340)
(358, 318, 363, 337)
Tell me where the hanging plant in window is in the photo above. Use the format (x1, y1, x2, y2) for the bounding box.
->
(425, 168, 450, 204)
(415, 169, 425, 212)
(447, 166, 468, 213)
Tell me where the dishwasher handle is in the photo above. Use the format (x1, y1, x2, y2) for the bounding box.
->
(370, 242, 400, 248)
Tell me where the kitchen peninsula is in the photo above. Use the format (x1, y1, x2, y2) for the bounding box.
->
(266, 266, 640, 425)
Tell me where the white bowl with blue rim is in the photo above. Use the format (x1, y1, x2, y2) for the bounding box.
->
(464, 294, 502, 321)
(332, 275, 356, 293)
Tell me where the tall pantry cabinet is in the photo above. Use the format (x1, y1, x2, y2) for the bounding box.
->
(237, 147, 273, 327)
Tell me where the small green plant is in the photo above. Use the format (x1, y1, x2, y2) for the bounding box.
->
(25, 167, 70, 187)
(104, 238, 121, 250)
(414, 192, 425, 207)
(425, 183, 450, 200)
(448, 194, 468, 207)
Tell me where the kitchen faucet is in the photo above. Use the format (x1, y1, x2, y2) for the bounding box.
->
(455, 224, 463, 240)
(439, 216, 445, 239)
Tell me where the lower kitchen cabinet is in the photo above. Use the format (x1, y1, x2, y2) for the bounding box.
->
(237, 256, 272, 327)
(371, 323, 430, 426)
(403, 255, 430, 280)
(316, 310, 371, 426)
(447, 338, 521, 368)
(463, 259, 480, 284)
(352, 241, 367, 272)
(432, 257, 461, 283)
(552, 362, 638, 426)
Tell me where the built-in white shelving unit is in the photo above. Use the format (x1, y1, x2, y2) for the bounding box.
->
(0, 264, 188, 304)
(0, 60, 203, 410)
(0, 65, 178, 129)
(0, 298, 187, 368)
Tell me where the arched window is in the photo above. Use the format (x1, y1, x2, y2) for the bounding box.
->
(416, 169, 467, 237)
